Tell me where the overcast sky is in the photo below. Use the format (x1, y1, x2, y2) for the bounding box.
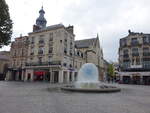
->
(1, 0, 150, 62)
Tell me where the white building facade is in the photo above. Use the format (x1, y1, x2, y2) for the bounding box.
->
(118, 30, 150, 85)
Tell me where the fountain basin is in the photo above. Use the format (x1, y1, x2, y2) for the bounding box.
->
(61, 63, 121, 93)
(61, 85, 121, 93)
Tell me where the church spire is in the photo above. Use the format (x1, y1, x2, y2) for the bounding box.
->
(36, 6, 47, 28)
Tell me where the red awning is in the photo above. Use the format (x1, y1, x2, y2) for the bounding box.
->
(34, 71, 45, 76)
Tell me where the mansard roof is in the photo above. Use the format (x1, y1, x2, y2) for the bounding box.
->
(29, 24, 64, 34)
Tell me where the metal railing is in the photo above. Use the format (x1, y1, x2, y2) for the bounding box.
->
(25, 61, 61, 66)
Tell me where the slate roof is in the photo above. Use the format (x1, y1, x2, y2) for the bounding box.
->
(75, 38, 97, 48)
(29, 24, 64, 34)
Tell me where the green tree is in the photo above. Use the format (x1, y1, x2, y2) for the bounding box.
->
(0, 0, 12, 48)
(108, 63, 115, 78)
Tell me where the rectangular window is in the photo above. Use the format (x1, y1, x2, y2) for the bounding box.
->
(39, 38, 44, 44)
(31, 37, 35, 44)
(123, 49, 129, 58)
(120, 39, 127, 47)
(38, 57, 42, 63)
(143, 36, 150, 44)
(131, 38, 139, 45)
(48, 56, 52, 62)
(143, 47, 150, 56)
(49, 47, 53, 53)
(132, 48, 139, 56)
(64, 48, 67, 54)
(30, 48, 34, 55)
(49, 33, 53, 41)
(38, 47, 44, 54)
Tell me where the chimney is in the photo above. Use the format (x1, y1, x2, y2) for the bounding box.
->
(66, 25, 74, 34)
(128, 29, 131, 34)
(33, 25, 41, 32)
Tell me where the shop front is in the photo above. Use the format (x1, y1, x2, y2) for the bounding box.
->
(122, 76, 131, 84)
(34, 70, 50, 81)
(143, 76, 150, 85)
(132, 75, 140, 84)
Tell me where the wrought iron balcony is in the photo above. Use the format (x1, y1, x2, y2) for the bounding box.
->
(38, 51, 43, 55)
(131, 41, 139, 46)
(25, 61, 61, 66)
(143, 52, 150, 56)
(143, 41, 150, 45)
(132, 53, 139, 57)
(123, 54, 129, 58)
(39, 40, 44, 44)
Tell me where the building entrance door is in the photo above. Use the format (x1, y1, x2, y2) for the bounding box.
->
(45, 72, 50, 81)
(34, 71, 44, 81)
(12, 70, 16, 80)
(123, 76, 131, 84)
(132, 75, 140, 84)
(69, 72, 72, 82)
(63, 71, 67, 83)
(143, 76, 150, 85)
(27, 73, 31, 81)
(53, 71, 59, 83)
(18, 70, 22, 81)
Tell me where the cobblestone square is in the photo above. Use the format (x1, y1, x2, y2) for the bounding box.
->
(0, 81, 150, 113)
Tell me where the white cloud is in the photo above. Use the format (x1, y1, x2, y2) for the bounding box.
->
(2, 0, 150, 61)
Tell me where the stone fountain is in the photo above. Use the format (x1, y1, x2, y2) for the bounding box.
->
(61, 63, 121, 93)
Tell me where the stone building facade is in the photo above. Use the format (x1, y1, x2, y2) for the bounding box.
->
(6, 36, 29, 80)
(7, 7, 104, 83)
(118, 30, 150, 85)
(0, 51, 10, 80)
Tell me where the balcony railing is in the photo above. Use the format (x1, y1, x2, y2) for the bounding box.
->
(143, 52, 150, 56)
(132, 53, 139, 56)
(38, 51, 43, 55)
(123, 54, 129, 58)
(25, 61, 61, 66)
(131, 41, 139, 46)
(143, 41, 150, 45)
(142, 61, 150, 69)
(39, 40, 44, 44)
